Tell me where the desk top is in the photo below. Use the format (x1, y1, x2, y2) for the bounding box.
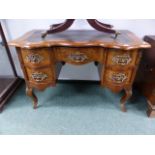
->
(9, 30, 150, 50)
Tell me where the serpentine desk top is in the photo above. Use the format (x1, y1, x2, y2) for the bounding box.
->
(9, 30, 150, 50)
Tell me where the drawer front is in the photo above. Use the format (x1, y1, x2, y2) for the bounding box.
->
(21, 48, 51, 66)
(104, 69, 133, 85)
(54, 47, 103, 64)
(26, 67, 54, 83)
(106, 49, 138, 67)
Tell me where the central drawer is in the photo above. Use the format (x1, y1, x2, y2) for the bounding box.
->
(54, 47, 104, 65)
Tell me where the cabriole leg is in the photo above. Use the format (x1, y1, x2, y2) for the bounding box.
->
(120, 88, 132, 112)
(26, 85, 38, 109)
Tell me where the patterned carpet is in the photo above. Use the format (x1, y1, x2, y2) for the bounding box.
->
(0, 81, 155, 135)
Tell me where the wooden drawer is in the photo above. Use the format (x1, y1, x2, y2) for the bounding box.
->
(21, 48, 51, 67)
(26, 67, 54, 84)
(54, 47, 104, 65)
(106, 49, 138, 67)
(104, 69, 133, 85)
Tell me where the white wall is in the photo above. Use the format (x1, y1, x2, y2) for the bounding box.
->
(6, 19, 155, 40)
(5, 19, 155, 80)
(0, 20, 14, 76)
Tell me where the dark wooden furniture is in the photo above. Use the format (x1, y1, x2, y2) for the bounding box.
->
(0, 22, 22, 112)
(136, 35, 155, 117)
(41, 19, 118, 38)
(9, 29, 150, 112)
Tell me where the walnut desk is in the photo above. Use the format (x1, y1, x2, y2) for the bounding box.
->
(9, 30, 150, 112)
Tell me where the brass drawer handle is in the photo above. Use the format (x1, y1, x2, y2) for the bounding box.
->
(112, 54, 132, 65)
(68, 53, 88, 62)
(26, 54, 44, 64)
(31, 72, 48, 82)
(111, 73, 127, 83)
